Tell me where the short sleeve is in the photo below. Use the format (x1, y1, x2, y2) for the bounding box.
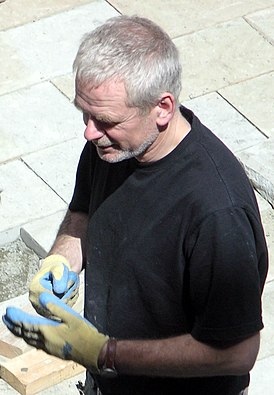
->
(69, 142, 94, 213)
(188, 207, 266, 346)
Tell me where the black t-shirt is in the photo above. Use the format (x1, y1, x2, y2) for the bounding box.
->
(69, 106, 268, 395)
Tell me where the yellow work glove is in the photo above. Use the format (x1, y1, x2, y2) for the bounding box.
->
(3, 293, 108, 371)
(29, 255, 79, 318)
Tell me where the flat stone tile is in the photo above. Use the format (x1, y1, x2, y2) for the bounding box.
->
(21, 210, 67, 258)
(255, 192, 272, 213)
(256, 282, 274, 360)
(0, 161, 66, 245)
(237, 139, 274, 189)
(249, 354, 274, 394)
(175, 19, 274, 100)
(0, 82, 83, 163)
(0, 0, 93, 31)
(51, 73, 75, 102)
(183, 92, 267, 153)
(0, 1, 118, 95)
(246, 7, 274, 45)
(260, 207, 274, 284)
(107, 0, 274, 38)
(22, 137, 86, 204)
(219, 72, 274, 138)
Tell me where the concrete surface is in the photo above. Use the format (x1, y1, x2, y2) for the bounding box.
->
(0, 0, 273, 393)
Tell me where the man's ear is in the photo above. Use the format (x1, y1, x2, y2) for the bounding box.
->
(155, 94, 176, 127)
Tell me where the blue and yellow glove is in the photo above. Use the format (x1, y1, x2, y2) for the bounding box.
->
(2, 293, 108, 371)
(29, 255, 79, 318)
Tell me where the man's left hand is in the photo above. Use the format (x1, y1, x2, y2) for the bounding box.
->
(2, 293, 108, 371)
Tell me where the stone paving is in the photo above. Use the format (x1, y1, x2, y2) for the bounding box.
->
(0, 0, 273, 393)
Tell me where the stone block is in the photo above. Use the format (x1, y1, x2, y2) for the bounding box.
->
(22, 137, 85, 204)
(175, 19, 274, 100)
(0, 161, 66, 245)
(0, 0, 94, 30)
(20, 211, 67, 258)
(107, 0, 274, 38)
(246, 6, 274, 45)
(51, 74, 75, 102)
(260, 207, 274, 284)
(0, 1, 118, 95)
(0, 82, 82, 163)
(183, 92, 267, 153)
(249, 354, 274, 394)
(219, 72, 274, 138)
(256, 281, 274, 360)
(237, 139, 274, 188)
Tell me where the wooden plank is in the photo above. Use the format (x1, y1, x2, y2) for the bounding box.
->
(0, 349, 85, 395)
(0, 339, 22, 359)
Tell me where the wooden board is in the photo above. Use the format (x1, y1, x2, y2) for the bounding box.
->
(0, 349, 85, 395)
(0, 273, 86, 394)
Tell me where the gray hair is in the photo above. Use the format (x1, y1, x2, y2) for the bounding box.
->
(73, 15, 182, 112)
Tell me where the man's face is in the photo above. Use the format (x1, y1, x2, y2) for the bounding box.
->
(74, 79, 160, 163)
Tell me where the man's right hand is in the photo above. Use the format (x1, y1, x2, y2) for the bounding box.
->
(29, 254, 79, 318)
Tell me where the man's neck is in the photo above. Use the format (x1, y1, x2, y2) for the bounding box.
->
(137, 110, 191, 163)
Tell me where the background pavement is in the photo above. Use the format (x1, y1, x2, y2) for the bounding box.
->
(0, 0, 273, 393)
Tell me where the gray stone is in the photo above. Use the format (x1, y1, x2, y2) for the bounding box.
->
(0, 160, 66, 245)
(249, 354, 274, 394)
(51, 74, 75, 102)
(21, 210, 67, 258)
(183, 92, 267, 153)
(0, 1, 119, 95)
(237, 139, 274, 187)
(0, 0, 94, 30)
(219, 72, 274, 138)
(0, 82, 83, 163)
(107, 0, 274, 38)
(22, 137, 85, 204)
(175, 19, 274, 101)
(246, 6, 274, 45)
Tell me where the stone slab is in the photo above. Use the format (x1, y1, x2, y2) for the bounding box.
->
(183, 92, 267, 153)
(246, 7, 274, 45)
(249, 354, 274, 394)
(0, 161, 66, 245)
(175, 18, 274, 101)
(51, 74, 75, 102)
(20, 211, 67, 258)
(0, 1, 119, 95)
(0, 0, 93, 31)
(258, 279, 274, 359)
(22, 137, 85, 204)
(237, 139, 274, 188)
(0, 82, 82, 163)
(219, 72, 274, 138)
(260, 207, 274, 284)
(255, 192, 272, 213)
(107, 0, 274, 38)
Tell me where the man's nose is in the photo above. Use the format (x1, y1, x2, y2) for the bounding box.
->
(84, 119, 105, 141)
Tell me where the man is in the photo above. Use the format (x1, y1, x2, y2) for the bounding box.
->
(3, 15, 268, 395)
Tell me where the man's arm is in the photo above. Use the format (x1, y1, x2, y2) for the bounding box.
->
(48, 209, 89, 273)
(3, 294, 260, 378)
(28, 209, 88, 316)
(102, 332, 260, 377)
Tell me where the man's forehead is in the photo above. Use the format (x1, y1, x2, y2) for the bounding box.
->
(74, 78, 135, 117)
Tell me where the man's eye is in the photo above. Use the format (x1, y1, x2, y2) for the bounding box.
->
(83, 113, 117, 129)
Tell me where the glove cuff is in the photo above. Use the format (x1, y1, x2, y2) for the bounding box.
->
(41, 254, 71, 270)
